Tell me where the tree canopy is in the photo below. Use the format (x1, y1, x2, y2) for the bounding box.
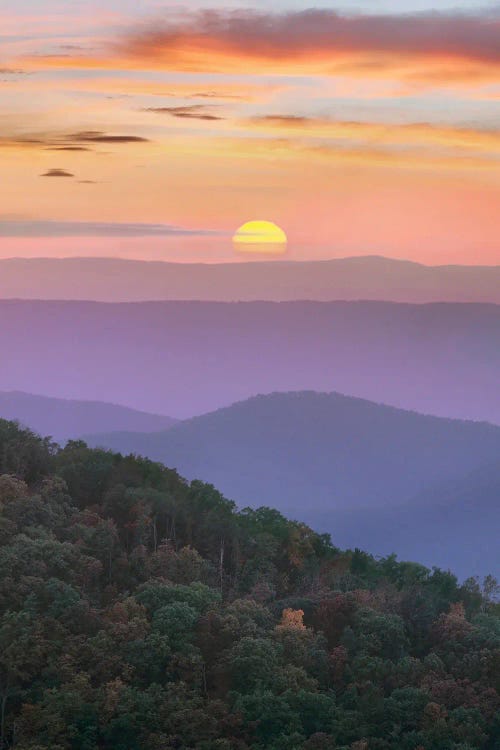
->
(0, 418, 498, 750)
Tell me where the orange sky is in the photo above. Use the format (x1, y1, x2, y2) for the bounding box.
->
(0, 2, 499, 264)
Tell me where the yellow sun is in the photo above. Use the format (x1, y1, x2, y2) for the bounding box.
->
(233, 220, 288, 255)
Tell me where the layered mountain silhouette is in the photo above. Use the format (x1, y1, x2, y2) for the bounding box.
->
(1, 256, 499, 303)
(0, 300, 498, 423)
(326, 460, 500, 578)
(83, 391, 500, 577)
(0, 391, 176, 442)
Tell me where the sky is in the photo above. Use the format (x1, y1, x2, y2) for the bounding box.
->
(0, 0, 499, 264)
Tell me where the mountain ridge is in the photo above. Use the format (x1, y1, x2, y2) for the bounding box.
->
(82, 390, 500, 577)
(1, 255, 499, 303)
(1, 299, 498, 423)
(0, 390, 177, 442)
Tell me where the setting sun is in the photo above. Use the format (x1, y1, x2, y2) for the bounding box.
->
(233, 220, 288, 255)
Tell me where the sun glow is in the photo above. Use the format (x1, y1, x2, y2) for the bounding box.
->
(233, 220, 288, 255)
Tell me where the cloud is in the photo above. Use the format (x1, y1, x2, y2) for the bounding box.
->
(245, 115, 500, 152)
(10, 75, 274, 101)
(46, 146, 92, 151)
(40, 169, 75, 178)
(189, 91, 244, 100)
(0, 220, 223, 238)
(68, 131, 149, 143)
(0, 138, 45, 150)
(140, 86, 248, 101)
(0, 131, 150, 151)
(144, 105, 224, 121)
(0, 67, 26, 75)
(20, 9, 500, 88)
(195, 133, 499, 172)
(117, 8, 500, 70)
(253, 115, 310, 126)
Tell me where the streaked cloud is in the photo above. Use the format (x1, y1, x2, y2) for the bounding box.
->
(3, 75, 276, 101)
(116, 9, 500, 77)
(0, 130, 151, 151)
(47, 146, 92, 151)
(190, 132, 500, 171)
(0, 220, 223, 238)
(15, 8, 499, 90)
(40, 168, 75, 177)
(144, 105, 224, 121)
(245, 115, 500, 153)
(0, 67, 27, 75)
(68, 131, 149, 143)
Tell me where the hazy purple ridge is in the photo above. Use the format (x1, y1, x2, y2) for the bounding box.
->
(0, 391, 177, 442)
(0, 256, 499, 303)
(0, 300, 498, 423)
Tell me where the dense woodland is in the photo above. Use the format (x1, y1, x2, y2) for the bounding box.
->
(0, 418, 499, 750)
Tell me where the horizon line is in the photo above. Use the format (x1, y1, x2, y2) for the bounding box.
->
(0, 254, 499, 269)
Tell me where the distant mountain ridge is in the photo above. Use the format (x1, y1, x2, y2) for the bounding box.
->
(324, 459, 500, 578)
(84, 391, 500, 513)
(83, 391, 500, 577)
(0, 299, 498, 423)
(1, 255, 499, 303)
(0, 391, 177, 442)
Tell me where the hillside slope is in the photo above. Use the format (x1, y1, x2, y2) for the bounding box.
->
(324, 460, 500, 578)
(0, 391, 177, 441)
(1, 417, 498, 749)
(85, 391, 500, 576)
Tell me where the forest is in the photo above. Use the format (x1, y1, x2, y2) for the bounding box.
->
(0, 418, 498, 750)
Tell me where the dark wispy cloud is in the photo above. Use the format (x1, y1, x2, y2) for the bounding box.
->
(1, 131, 150, 151)
(120, 8, 500, 68)
(252, 115, 311, 126)
(0, 220, 223, 238)
(69, 131, 150, 143)
(40, 169, 75, 178)
(46, 146, 92, 152)
(190, 91, 243, 100)
(144, 105, 224, 121)
(146, 89, 244, 101)
(0, 67, 27, 75)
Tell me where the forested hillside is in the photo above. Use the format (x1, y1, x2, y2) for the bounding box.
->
(85, 391, 500, 577)
(0, 419, 498, 750)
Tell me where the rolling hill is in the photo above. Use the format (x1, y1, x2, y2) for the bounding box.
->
(0, 256, 499, 303)
(0, 300, 498, 423)
(0, 391, 177, 442)
(320, 460, 500, 579)
(84, 391, 500, 576)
